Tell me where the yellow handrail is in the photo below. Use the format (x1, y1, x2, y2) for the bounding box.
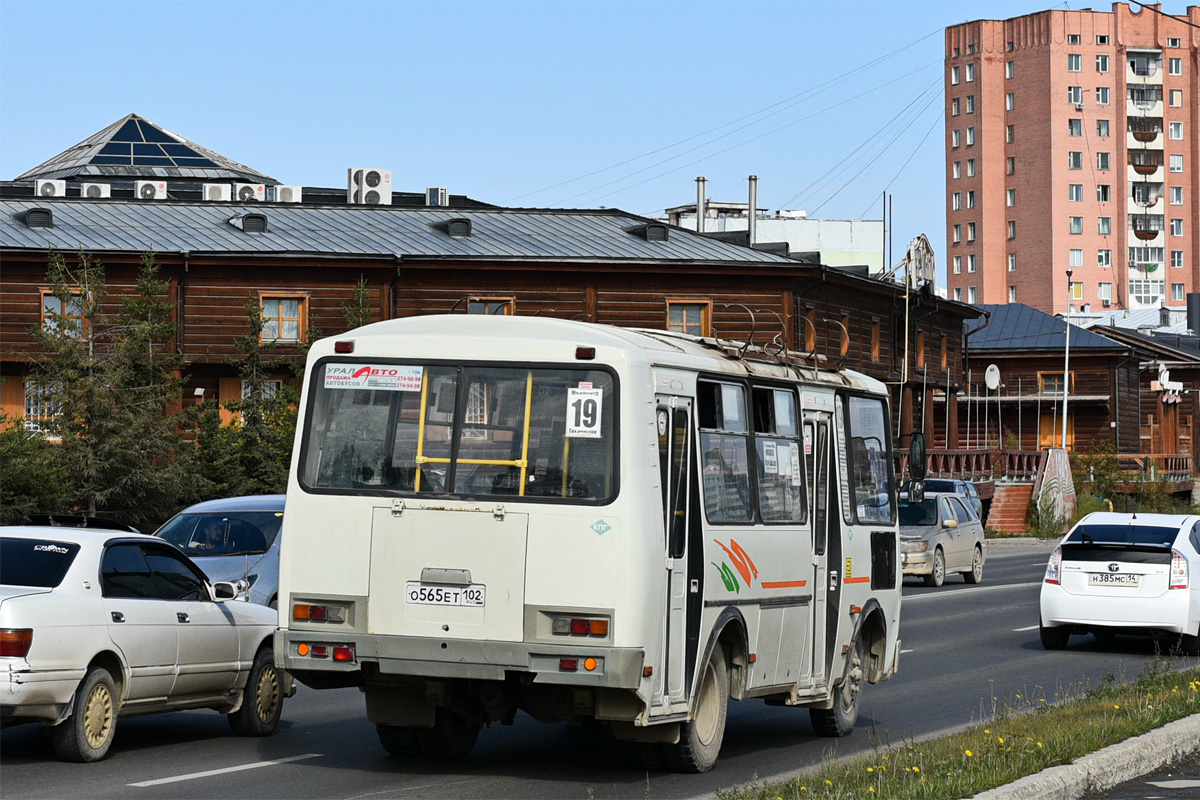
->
(518, 371, 534, 496)
(415, 370, 429, 492)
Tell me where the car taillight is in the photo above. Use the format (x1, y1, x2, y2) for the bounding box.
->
(0, 629, 33, 658)
(1170, 549, 1189, 589)
(1044, 547, 1062, 585)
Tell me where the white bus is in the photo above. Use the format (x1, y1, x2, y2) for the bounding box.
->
(277, 315, 906, 772)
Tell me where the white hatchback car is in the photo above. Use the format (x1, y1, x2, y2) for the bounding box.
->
(1, 526, 288, 762)
(1039, 512, 1200, 655)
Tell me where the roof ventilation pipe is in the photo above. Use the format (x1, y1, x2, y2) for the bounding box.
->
(748, 175, 758, 247)
(695, 176, 706, 233)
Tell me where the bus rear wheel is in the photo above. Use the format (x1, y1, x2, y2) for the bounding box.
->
(417, 708, 479, 759)
(662, 645, 728, 773)
(810, 636, 862, 737)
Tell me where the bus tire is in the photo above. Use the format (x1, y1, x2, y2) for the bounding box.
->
(924, 548, 946, 587)
(963, 545, 984, 584)
(810, 636, 863, 738)
(415, 708, 479, 759)
(662, 645, 728, 773)
(51, 665, 118, 762)
(377, 724, 423, 757)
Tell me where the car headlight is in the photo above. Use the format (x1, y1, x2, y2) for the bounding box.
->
(901, 540, 928, 554)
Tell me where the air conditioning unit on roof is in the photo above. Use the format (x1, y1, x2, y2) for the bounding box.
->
(35, 180, 66, 198)
(204, 184, 232, 202)
(135, 180, 167, 200)
(347, 168, 392, 205)
(426, 187, 449, 207)
(235, 183, 265, 202)
(81, 183, 111, 199)
(273, 185, 302, 203)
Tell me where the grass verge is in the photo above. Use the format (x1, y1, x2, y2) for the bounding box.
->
(718, 660, 1200, 800)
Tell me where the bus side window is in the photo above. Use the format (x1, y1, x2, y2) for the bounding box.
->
(698, 381, 753, 524)
(753, 386, 804, 522)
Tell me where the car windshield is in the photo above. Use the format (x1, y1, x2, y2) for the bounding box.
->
(903, 479, 958, 493)
(1066, 523, 1178, 548)
(899, 499, 939, 527)
(155, 511, 283, 556)
(1, 538, 82, 587)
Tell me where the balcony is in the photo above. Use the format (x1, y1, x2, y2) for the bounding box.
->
(1127, 115, 1163, 143)
(1131, 182, 1164, 210)
(1127, 54, 1163, 83)
(1130, 213, 1166, 241)
(1127, 85, 1163, 113)
(1128, 149, 1164, 175)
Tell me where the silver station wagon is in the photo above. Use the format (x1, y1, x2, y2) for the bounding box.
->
(899, 492, 987, 587)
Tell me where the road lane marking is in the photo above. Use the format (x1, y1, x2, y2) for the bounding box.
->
(904, 580, 1041, 601)
(128, 753, 322, 787)
(1012, 625, 1040, 632)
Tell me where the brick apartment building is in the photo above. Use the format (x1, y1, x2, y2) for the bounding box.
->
(944, 3, 1199, 315)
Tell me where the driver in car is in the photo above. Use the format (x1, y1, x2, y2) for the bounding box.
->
(195, 519, 226, 552)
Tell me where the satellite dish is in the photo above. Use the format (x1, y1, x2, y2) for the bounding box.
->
(985, 364, 1001, 391)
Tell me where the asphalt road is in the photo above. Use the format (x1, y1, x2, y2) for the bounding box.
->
(4, 539, 1192, 800)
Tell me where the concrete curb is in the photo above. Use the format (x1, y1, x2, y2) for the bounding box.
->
(973, 713, 1200, 800)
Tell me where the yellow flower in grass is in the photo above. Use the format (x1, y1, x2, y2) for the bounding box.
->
(984, 729, 990, 733)
(867, 767, 874, 773)
(1037, 742, 1043, 748)
(1114, 704, 1120, 709)
(998, 737, 1005, 744)
(869, 788, 875, 793)
(825, 780, 832, 786)
(913, 766, 920, 773)
(966, 750, 974, 757)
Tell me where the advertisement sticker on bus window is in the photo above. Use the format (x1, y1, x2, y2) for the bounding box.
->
(804, 426, 813, 455)
(566, 387, 603, 438)
(324, 364, 423, 392)
(790, 446, 802, 486)
(762, 441, 779, 473)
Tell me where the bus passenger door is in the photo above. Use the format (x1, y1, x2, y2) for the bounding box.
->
(655, 399, 692, 707)
(806, 418, 830, 686)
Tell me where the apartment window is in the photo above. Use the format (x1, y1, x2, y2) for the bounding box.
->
(1133, 183, 1157, 205)
(1167, 37, 1181, 48)
(965, 63, 975, 82)
(1007, 221, 1016, 239)
(953, 255, 962, 274)
(1169, 122, 1183, 140)
(951, 65, 960, 85)
(1005, 92, 1014, 110)
(953, 287, 963, 301)
(968, 287, 977, 304)
(1170, 187, 1183, 205)
(1096, 87, 1110, 105)
(1069, 281, 1084, 300)
(966, 190, 975, 209)
(1098, 249, 1112, 267)
(1170, 219, 1184, 236)
(1008, 253, 1017, 271)
(1008, 286, 1017, 302)
(1172, 251, 1185, 269)
(261, 295, 306, 342)
(1068, 118, 1082, 136)
(1067, 53, 1082, 71)
(952, 192, 962, 211)
(967, 222, 976, 242)
(1096, 35, 1110, 45)
(1096, 54, 1110, 72)
(1069, 217, 1083, 235)
(1067, 86, 1083, 104)
(1168, 57, 1182, 76)
(1067, 34, 1081, 44)
(1098, 282, 1112, 301)
(966, 95, 975, 114)
(952, 97, 960, 116)
(1068, 184, 1083, 202)
(41, 290, 86, 338)
(1172, 284, 1185, 302)
(1130, 246, 1166, 264)
(968, 254, 977, 273)
(1097, 120, 1110, 137)
(667, 300, 712, 336)
(1070, 248, 1084, 267)
(1169, 90, 1182, 107)
(1169, 154, 1183, 172)
(1005, 60, 1014, 79)
(1098, 217, 1112, 234)
(966, 159, 976, 177)
(953, 224, 962, 243)
(1097, 185, 1111, 202)
(952, 161, 961, 179)
(1006, 157, 1015, 175)
(1097, 152, 1110, 170)
(1005, 124, 1014, 143)
(967, 43, 975, 54)
(23, 380, 61, 435)
(467, 298, 514, 315)
(1006, 188, 1016, 207)
(952, 130, 961, 148)
(965, 127, 975, 146)
(953, 46, 960, 57)
(1068, 151, 1082, 169)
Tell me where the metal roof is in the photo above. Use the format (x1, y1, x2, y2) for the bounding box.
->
(15, 114, 277, 185)
(966, 303, 1123, 352)
(0, 198, 799, 264)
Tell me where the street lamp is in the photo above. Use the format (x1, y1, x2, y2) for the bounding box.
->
(1062, 268, 1073, 449)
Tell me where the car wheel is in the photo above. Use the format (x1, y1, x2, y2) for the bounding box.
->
(663, 644, 728, 773)
(963, 545, 984, 584)
(924, 548, 945, 587)
(414, 707, 480, 759)
(228, 647, 283, 736)
(51, 665, 118, 762)
(811, 636, 863, 738)
(1040, 620, 1071, 650)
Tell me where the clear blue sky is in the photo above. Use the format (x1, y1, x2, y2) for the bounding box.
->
(0, 1, 1191, 274)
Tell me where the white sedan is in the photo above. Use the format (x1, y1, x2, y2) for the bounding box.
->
(1039, 512, 1200, 655)
(1, 526, 289, 762)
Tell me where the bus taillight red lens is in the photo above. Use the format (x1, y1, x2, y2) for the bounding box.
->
(570, 619, 590, 635)
(559, 658, 578, 671)
(0, 629, 32, 658)
(332, 646, 355, 662)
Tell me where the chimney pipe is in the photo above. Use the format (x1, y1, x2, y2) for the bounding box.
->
(1187, 293, 1200, 335)
(748, 175, 758, 247)
(695, 177, 706, 233)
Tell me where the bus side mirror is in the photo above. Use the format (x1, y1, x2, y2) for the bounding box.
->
(908, 433, 927, 481)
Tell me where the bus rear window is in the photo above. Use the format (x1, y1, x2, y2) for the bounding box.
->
(302, 362, 616, 502)
(1, 538, 81, 588)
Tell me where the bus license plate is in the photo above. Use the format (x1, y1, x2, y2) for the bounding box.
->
(1088, 573, 1140, 587)
(405, 583, 487, 607)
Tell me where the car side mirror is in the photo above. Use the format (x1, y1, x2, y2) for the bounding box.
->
(943, 518, 958, 530)
(212, 581, 238, 601)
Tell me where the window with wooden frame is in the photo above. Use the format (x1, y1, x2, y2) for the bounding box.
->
(1038, 372, 1074, 396)
(871, 322, 881, 362)
(803, 309, 816, 352)
(260, 294, 307, 343)
(665, 299, 711, 336)
(468, 298, 515, 316)
(940, 336, 948, 370)
(916, 331, 926, 368)
(23, 379, 61, 435)
(839, 315, 850, 356)
(241, 379, 281, 400)
(41, 289, 86, 339)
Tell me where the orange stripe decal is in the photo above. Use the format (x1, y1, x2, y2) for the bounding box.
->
(844, 577, 871, 584)
(761, 580, 807, 589)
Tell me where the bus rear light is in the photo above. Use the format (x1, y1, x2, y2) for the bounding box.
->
(293, 603, 346, 623)
(334, 340, 355, 353)
(575, 347, 595, 360)
(1170, 550, 1189, 589)
(0, 629, 33, 658)
(559, 658, 578, 671)
(332, 646, 355, 662)
(552, 616, 609, 637)
(583, 657, 598, 671)
(296, 643, 330, 658)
